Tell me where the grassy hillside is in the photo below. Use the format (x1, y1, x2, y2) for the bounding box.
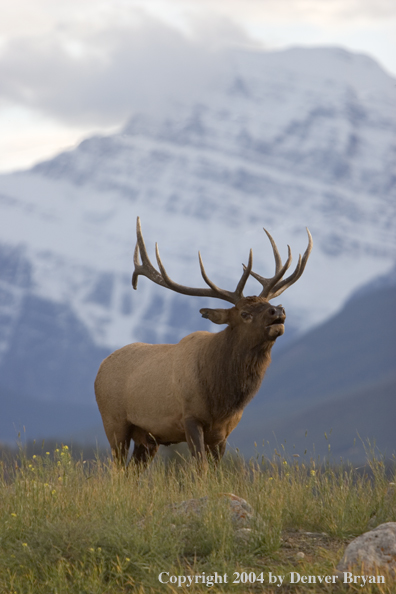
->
(0, 446, 395, 593)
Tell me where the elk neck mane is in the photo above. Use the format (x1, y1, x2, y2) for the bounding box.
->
(197, 325, 273, 420)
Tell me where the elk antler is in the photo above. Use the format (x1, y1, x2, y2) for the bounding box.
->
(245, 228, 313, 300)
(132, 217, 253, 305)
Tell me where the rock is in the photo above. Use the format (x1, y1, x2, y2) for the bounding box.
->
(335, 522, 396, 577)
(169, 493, 262, 537)
(235, 528, 254, 543)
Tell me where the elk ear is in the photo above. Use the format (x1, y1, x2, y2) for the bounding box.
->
(200, 308, 231, 325)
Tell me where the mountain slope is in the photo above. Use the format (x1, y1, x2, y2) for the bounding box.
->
(256, 372, 396, 461)
(231, 283, 396, 461)
(0, 385, 102, 445)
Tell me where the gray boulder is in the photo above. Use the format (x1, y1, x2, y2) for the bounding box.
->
(336, 522, 396, 577)
(170, 493, 256, 529)
(169, 493, 262, 541)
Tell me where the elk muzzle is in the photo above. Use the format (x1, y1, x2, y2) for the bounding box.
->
(266, 305, 286, 338)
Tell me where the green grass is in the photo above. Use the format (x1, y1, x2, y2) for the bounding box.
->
(0, 444, 395, 593)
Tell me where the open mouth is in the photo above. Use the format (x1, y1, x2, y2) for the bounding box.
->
(267, 317, 285, 327)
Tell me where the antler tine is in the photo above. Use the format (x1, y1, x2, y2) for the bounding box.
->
(198, 248, 253, 301)
(198, 251, 224, 293)
(235, 248, 253, 297)
(263, 228, 283, 274)
(132, 217, 168, 290)
(257, 245, 292, 298)
(243, 229, 292, 298)
(255, 239, 293, 299)
(132, 241, 140, 289)
(267, 228, 313, 299)
(246, 228, 313, 300)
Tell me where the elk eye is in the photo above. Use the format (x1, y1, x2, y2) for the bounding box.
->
(241, 311, 253, 321)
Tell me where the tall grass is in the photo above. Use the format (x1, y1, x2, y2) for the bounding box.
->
(0, 445, 395, 593)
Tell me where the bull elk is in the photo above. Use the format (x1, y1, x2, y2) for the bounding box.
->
(95, 217, 312, 468)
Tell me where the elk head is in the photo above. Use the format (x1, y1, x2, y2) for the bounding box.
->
(132, 217, 313, 344)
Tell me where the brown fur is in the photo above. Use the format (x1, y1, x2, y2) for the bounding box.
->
(95, 296, 286, 468)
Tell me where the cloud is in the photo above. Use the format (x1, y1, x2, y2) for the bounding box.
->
(158, 0, 396, 24)
(0, 14, 236, 127)
(0, 1, 394, 130)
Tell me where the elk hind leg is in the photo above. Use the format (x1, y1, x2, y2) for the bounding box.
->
(106, 422, 134, 467)
(130, 427, 159, 470)
(131, 442, 159, 467)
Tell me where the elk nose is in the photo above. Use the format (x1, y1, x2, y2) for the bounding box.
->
(270, 306, 286, 319)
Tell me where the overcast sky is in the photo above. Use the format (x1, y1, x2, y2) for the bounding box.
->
(1, 0, 395, 172)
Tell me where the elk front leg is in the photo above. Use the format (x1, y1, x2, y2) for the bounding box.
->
(185, 418, 207, 468)
(207, 439, 227, 463)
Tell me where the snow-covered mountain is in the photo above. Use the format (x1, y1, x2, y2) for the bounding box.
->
(0, 46, 395, 416)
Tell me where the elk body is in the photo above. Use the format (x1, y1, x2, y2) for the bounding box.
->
(95, 218, 312, 468)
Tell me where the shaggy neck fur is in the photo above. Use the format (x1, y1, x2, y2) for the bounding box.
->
(199, 325, 274, 420)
